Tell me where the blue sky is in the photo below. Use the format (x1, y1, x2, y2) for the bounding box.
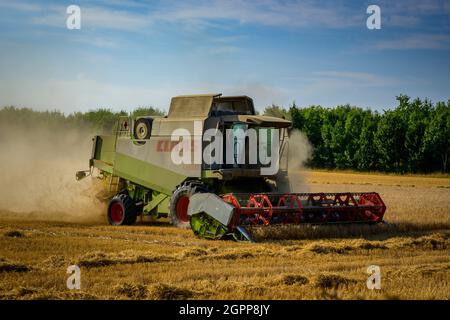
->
(0, 0, 449, 113)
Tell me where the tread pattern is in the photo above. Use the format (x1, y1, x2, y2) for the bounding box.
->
(107, 194, 137, 226)
(169, 181, 208, 229)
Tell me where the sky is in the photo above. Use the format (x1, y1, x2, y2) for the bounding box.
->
(0, 0, 449, 113)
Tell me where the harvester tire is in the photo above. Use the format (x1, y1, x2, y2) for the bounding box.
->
(169, 182, 208, 229)
(133, 118, 152, 140)
(107, 194, 137, 226)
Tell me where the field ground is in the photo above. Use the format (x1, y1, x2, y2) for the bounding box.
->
(0, 171, 449, 300)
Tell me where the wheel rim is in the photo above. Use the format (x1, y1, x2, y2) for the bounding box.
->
(176, 196, 190, 223)
(110, 202, 124, 224)
(135, 122, 148, 139)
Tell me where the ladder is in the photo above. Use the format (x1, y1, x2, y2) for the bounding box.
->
(108, 175, 121, 193)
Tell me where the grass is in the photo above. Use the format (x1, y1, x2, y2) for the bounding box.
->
(0, 170, 448, 300)
(314, 274, 357, 289)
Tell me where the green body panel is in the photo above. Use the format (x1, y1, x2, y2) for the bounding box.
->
(113, 152, 186, 196)
(158, 198, 170, 215)
(126, 182, 170, 215)
(189, 213, 249, 241)
(93, 159, 113, 174)
(93, 135, 116, 165)
(190, 213, 229, 240)
(92, 134, 187, 216)
(143, 193, 169, 215)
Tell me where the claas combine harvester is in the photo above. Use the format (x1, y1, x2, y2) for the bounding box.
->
(76, 94, 386, 241)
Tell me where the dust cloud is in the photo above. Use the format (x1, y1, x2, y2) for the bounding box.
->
(0, 123, 105, 223)
(279, 129, 312, 192)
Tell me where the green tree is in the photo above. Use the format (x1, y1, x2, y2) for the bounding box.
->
(132, 106, 165, 118)
(263, 104, 290, 119)
(422, 101, 450, 172)
(398, 96, 432, 172)
(355, 112, 380, 171)
(374, 107, 407, 172)
(290, 105, 326, 167)
(320, 105, 366, 169)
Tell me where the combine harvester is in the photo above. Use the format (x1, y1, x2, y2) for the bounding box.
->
(77, 94, 386, 241)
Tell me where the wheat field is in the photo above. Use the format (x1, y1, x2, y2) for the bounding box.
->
(0, 171, 448, 300)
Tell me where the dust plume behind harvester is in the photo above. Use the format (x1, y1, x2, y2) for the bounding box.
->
(76, 94, 386, 241)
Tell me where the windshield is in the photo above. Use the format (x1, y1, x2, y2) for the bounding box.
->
(210, 99, 253, 116)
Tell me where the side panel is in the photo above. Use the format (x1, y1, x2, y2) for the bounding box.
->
(188, 193, 235, 226)
(93, 135, 116, 165)
(115, 118, 204, 180)
(113, 152, 187, 196)
(92, 121, 205, 199)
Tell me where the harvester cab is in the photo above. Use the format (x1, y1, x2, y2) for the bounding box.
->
(77, 93, 386, 241)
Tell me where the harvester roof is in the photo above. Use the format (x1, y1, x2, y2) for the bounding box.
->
(167, 93, 255, 118)
(168, 94, 221, 118)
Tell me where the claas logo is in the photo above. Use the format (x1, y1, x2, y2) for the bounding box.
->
(156, 140, 179, 152)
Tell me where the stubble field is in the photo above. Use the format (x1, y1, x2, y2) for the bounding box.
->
(0, 171, 449, 300)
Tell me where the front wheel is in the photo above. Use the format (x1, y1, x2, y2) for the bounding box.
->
(107, 194, 137, 226)
(169, 182, 207, 229)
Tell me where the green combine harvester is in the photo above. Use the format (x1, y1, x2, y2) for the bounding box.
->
(77, 94, 386, 241)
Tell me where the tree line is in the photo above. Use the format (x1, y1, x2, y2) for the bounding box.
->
(264, 95, 449, 173)
(0, 106, 165, 134)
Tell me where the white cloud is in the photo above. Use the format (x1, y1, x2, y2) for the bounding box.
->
(153, 0, 361, 29)
(445, 1, 450, 12)
(70, 35, 118, 48)
(379, 0, 450, 28)
(202, 45, 241, 55)
(0, 0, 42, 12)
(30, 4, 153, 32)
(81, 6, 152, 31)
(311, 71, 402, 86)
(375, 34, 450, 50)
(385, 14, 421, 28)
(6, 0, 361, 32)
